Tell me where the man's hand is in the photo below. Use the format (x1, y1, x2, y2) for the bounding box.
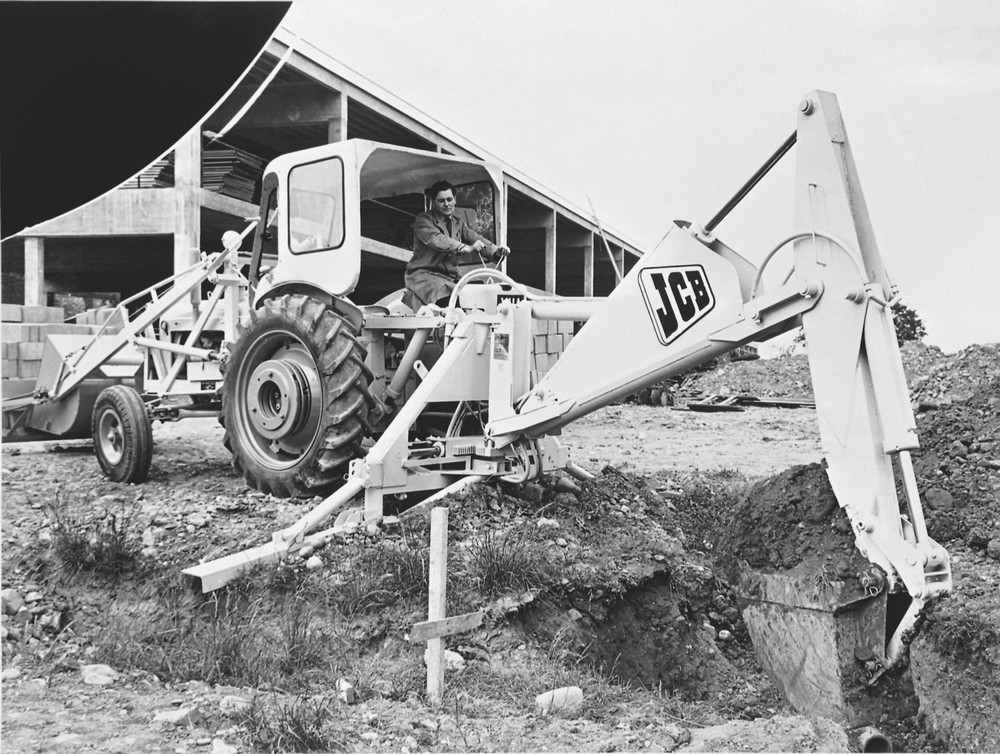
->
(469, 239, 488, 253)
(491, 246, 510, 263)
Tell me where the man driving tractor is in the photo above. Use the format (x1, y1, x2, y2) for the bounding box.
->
(403, 180, 510, 309)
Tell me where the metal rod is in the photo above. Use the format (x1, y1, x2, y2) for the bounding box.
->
(703, 131, 797, 234)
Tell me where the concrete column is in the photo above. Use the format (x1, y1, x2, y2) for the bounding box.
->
(24, 237, 45, 306)
(584, 234, 595, 297)
(174, 126, 202, 273)
(327, 91, 348, 143)
(544, 211, 557, 293)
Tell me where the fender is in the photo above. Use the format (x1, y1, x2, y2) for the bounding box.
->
(254, 280, 365, 332)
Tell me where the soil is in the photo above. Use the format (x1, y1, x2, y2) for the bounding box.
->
(2, 341, 999, 753)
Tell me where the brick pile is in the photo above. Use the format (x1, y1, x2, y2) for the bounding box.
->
(530, 317, 575, 384)
(1, 304, 106, 381)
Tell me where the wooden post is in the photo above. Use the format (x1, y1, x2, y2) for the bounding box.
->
(412, 506, 484, 706)
(426, 507, 448, 705)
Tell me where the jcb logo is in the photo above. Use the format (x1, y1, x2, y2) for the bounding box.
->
(638, 265, 715, 346)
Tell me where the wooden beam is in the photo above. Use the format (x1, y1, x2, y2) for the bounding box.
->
(197, 188, 258, 220)
(409, 611, 483, 643)
(174, 127, 201, 274)
(24, 237, 44, 307)
(19, 190, 175, 236)
(212, 83, 339, 128)
(508, 206, 557, 230)
(360, 236, 412, 263)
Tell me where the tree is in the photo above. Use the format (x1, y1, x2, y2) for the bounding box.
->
(893, 303, 926, 345)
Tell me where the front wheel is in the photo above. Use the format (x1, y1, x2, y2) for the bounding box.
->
(220, 294, 375, 498)
(92, 385, 153, 483)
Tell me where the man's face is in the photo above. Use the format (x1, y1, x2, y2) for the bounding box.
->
(432, 189, 456, 218)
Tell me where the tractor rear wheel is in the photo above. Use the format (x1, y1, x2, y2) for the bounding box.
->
(92, 385, 153, 483)
(221, 294, 375, 498)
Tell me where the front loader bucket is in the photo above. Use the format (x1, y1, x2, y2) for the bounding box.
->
(737, 566, 897, 727)
(2, 334, 140, 442)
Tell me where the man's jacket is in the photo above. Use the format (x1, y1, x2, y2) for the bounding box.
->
(407, 211, 497, 280)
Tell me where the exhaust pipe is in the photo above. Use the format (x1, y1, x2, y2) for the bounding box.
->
(856, 727, 892, 753)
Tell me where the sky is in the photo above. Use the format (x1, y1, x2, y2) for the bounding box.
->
(286, 0, 1000, 353)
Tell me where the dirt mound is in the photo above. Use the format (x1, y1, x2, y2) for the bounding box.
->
(713, 464, 866, 584)
(442, 468, 757, 701)
(682, 340, 967, 403)
(910, 373, 1000, 545)
(909, 342, 1000, 405)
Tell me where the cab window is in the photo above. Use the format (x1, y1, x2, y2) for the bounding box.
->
(288, 157, 345, 254)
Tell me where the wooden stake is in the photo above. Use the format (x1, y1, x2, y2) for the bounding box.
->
(426, 507, 448, 705)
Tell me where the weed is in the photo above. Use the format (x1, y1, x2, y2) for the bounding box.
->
(245, 693, 348, 752)
(47, 490, 141, 577)
(467, 528, 544, 597)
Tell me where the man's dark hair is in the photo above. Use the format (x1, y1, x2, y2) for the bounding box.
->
(426, 180, 456, 200)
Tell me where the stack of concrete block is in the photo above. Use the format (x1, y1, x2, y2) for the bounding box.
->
(1, 304, 102, 380)
(531, 317, 576, 384)
(73, 308, 119, 328)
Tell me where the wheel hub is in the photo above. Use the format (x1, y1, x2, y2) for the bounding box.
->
(245, 358, 321, 442)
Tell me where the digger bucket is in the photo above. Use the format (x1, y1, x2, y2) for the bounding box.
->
(737, 565, 893, 727)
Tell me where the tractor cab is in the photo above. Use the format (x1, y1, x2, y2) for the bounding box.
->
(248, 140, 507, 308)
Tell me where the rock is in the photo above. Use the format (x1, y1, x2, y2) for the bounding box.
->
(0, 626, 7, 641)
(154, 707, 204, 726)
(967, 527, 991, 549)
(219, 695, 253, 718)
(443, 650, 466, 671)
(567, 608, 583, 622)
(298, 545, 314, 559)
(555, 537, 568, 547)
(337, 678, 358, 704)
(360, 731, 379, 743)
(187, 513, 210, 528)
(987, 539, 1000, 561)
(1, 589, 24, 616)
(24, 591, 43, 603)
(211, 740, 238, 754)
(662, 723, 692, 746)
(521, 483, 545, 503)
(80, 663, 119, 685)
(14, 607, 32, 625)
(536, 517, 560, 529)
(553, 492, 578, 507)
(535, 685, 584, 716)
(924, 488, 954, 511)
(402, 735, 418, 751)
(142, 528, 157, 546)
(365, 523, 380, 536)
(52, 733, 83, 745)
(2, 667, 22, 681)
(305, 555, 324, 570)
(717, 630, 733, 641)
(949, 440, 968, 457)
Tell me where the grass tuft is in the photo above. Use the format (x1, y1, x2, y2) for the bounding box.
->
(467, 528, 545, 597)
(47, 491, 141, 577)
(244, 693, 349, 753)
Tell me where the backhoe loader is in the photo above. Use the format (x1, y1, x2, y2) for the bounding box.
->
(3, 91, 951, 725)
